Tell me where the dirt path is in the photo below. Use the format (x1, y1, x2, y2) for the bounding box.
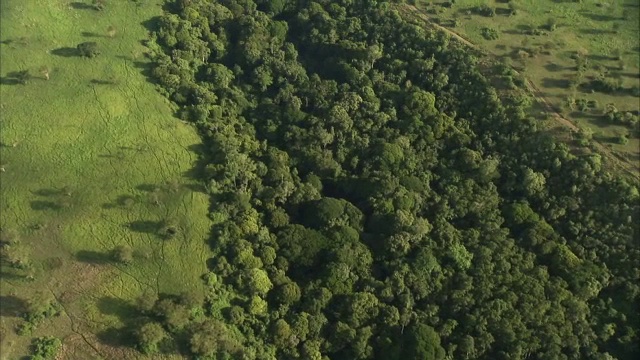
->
(399, 5, 639, 180)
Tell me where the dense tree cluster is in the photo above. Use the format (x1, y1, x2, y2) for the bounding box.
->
(141, 0, 639, 359)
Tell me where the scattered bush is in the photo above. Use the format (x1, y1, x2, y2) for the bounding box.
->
(614, 134, 628, 145)
(585, 76, 623, 94)
(17, 296, 61, 336)
(480, 27, 500, 40)
(112, 245, 134, 264)
(77, 42, 99, 58)
(30, 336, 62, 360)
(474, 4, 495, 17)
(546, 18, 557, 31)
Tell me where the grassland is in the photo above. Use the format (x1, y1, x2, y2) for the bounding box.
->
(408, 0, 640, 174)
(0, 1, 211, 358)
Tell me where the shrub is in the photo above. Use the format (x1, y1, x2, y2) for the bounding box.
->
(112, 245, 134, 264)
(30, 336, 62, 360)
(77, 42, 99, 58)
(474, 4, 495, 17)
(18, 296, 61, 336)
(615, 135, 628, 145)
(546, 18, 557, 31)
(480, 27, 500, 40)
(575, 98, 589, 112)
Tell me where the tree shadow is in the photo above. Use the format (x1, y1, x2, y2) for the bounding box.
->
(502, 29, 524, 35)
(0, 71, 30, 85)
(0, 37, 29, 47)
(544, 62, 569, 72)
(495, 7, 511, 16)
(69, 2, 96, 10)
(81, 31, 105, 38)
(30, 201, 62, 211)
(542, 78, 571, 89)
(130, 61, 155, 80)
(0, 77, 21, 85)
(127, 220, 163, 235)
(102, 194, 137, 209)
(32, 188, 63, 197)
(0, 295, 27, 317)
(579, 11, 623, 22)
(140, 16, 163, 32)
(51, 47, 79, 57)
(136, 184, 159, 192)
(96, 326, 135, 347)
(618, 72, 640, 79)
(579, 28, 615, 35)
(97, 296, 138, 319)
(76, 250, 112, 265)
(90, 78, 117, 85)
(0, 267, 27, 281)
(588, 54, 616, 61)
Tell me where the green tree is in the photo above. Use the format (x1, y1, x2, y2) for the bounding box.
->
(247, 295, 268, 315)
(275, 282, 302, 305)
(30, 336, 62, 360)
(243, 268, 273, 295)
(77, 42, 99, 58)
(401, 323, 446, 360)
(112, 245, 133, 264)
(190, 320, 240, 357)
(135, 322, 166, 355)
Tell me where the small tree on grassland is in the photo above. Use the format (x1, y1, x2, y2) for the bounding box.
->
(93, 0, 106, 11)
(39, 66, 50, 80)
(107, 26, 116, 38)
(112, 245, 134, 264)
(77, 42, 99, 58)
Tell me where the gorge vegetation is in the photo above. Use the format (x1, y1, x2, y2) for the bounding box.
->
(1, 0, 638, 359)
(116, 0, 639, 359)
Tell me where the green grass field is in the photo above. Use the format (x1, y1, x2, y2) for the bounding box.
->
(414, 0, 640, 172)
(0, 1, 211, 358)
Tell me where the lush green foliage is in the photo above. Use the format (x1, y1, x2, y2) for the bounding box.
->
(143, 0, 640, 359)
(408, 0, 640, 173)
(29, 336, 61, 360)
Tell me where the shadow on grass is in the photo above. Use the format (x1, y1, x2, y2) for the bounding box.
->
(129, 61, 155, 80)
(579, 11, 623, 22)
(97, 296, 138, 319)
(30, 201, 62, 211)
(96, 326, 135, 348)
(618, 72, 640, 79)
(127, 220, 163, 235)
(32, 188, 63, 197)
(136, 184, 159, 192)
(0, 268, 27, 281)
(90, 79, 117, 85)
(76, 250, 112, 265)
(102, 194, 137, 209)
(502, 29, 524, 35)
(0, 77, 21, 85)
(0, 295, 27, 317)
(141, 16, 163, 32)
(51, 47, 78, 57)
(69, 2, 96, 10)
(579, 28, 615, 35)
(495, 7, 511, 16)
(542, 78, 571, 89)
(81, 31, 105, 38)
(94, 297, 141, 347)
(544, 62, 570, 72)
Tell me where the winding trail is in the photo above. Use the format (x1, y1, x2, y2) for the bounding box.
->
(398, 4, 639, 180)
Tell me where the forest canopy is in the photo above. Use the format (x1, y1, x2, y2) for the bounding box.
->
(135, 0, 640, 359)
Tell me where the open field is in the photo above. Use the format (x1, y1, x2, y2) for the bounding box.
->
(410, 0, 640, 174)
(0, 1, 211, 358)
